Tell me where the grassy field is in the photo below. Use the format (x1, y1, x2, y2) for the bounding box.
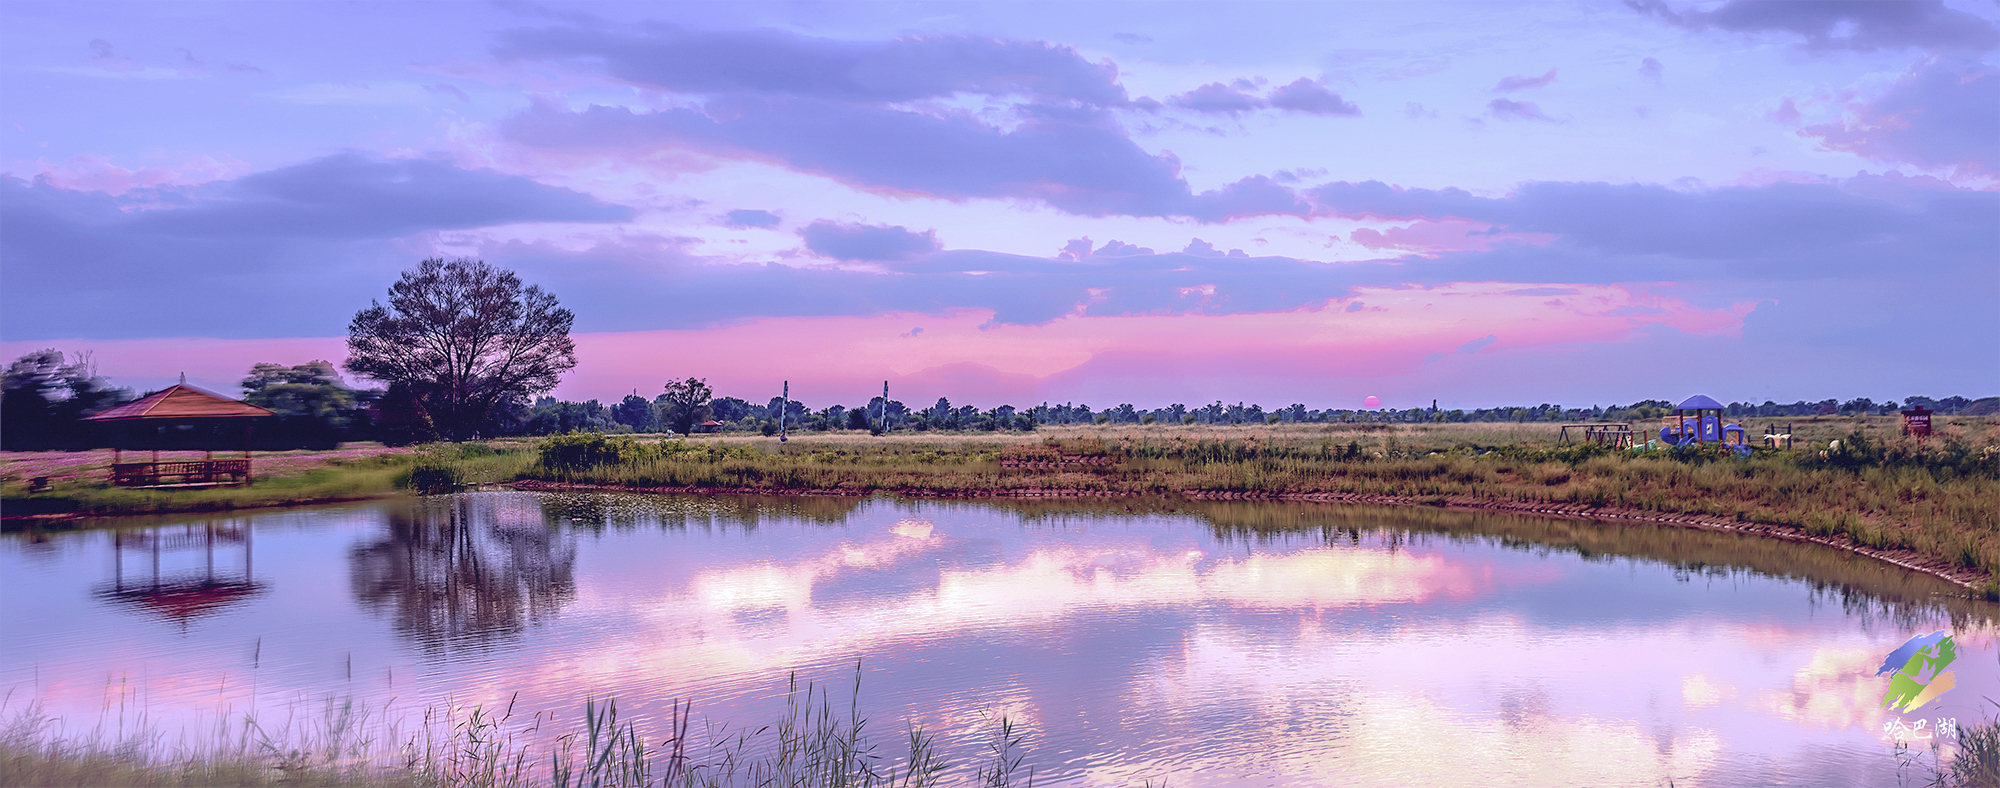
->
(512, 415, 1999, 596)
(0, 444, 512, 520)
(6, 415, 1995, 596)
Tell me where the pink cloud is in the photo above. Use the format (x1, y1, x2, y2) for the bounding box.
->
(1347, 219, 1554, 255)
(1765, 97, 1802, 125)
(5, 284, 1742, 410)
(554, 283, 1742, 406)
(1798, 59, 1998, 181)
(15, 153, 251, 194)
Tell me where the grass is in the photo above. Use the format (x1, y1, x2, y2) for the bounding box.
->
(0, 670, 1060, 788)
(0, 444, 536, 521)
(510, 417, 1999, 595)
(1952, 714, 2000, 788)
(7, 416, 1995, 595)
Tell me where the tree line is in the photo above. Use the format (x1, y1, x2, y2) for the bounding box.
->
(4, 257, 1992, 450)
(5, 346, 1992, 450)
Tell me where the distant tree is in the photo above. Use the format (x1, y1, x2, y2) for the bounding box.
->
(613, 394, 658, 432)
(242, 360, 362, 427)
(657, 378, 714, 434)
(709, 396, 755, 424)
(345, 258, 576, 441)
(524, 397, 620, 435)
(924, 397, 954, 429)
(767, 396, 807, 429)
(1, 349, 131, 449)
(240, 360, 368, 447)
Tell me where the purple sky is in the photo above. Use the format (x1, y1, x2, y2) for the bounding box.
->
(3, 0, 1995, 409)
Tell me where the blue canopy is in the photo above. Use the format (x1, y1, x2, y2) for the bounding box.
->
(1677, 394, 1725, 411)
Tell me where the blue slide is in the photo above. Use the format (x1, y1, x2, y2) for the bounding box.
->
(1659, 417, 1728, 447)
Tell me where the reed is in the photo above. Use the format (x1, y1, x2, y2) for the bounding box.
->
(0, 670, 1053, 788)
(1952, 716, 2000, 788)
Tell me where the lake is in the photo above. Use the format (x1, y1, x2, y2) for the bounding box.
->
(3, 491, 1995, 786)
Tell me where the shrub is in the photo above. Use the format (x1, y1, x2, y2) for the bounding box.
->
(402, 462, 461, 495)
(537, 432, 638, 471)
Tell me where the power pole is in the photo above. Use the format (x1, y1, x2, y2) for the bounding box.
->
(779, 380, 789, 442)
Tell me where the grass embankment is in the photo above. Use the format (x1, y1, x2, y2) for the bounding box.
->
(6, 417, 1995, 595)
(1, 675, 1043, 788)
(514, 418, 2000, 596)
(0, 445, 534, 522)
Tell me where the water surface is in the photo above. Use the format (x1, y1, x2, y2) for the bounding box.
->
(4, 491, 1995, 786)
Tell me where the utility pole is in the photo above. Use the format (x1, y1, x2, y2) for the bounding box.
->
(779, 380, 788, 442)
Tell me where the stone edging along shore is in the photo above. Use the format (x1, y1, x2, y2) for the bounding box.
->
(504, 479, 1991, 594)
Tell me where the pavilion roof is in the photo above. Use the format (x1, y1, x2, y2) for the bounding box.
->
(85, 384, 275, 422)
(1676, 394, 1726, 411)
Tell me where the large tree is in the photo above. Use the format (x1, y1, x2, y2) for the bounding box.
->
(346, 258, 576, 441)
(656, 377, 713, 434)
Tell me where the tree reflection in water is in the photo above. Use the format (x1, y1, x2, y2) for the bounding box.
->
(349, 496, 577, 654)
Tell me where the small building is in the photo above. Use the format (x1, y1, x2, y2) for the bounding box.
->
(85, 383, 275, 486)
(699, 420, 724, 433)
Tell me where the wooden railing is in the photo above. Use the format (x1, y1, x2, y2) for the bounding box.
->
(111, 460, 252, 487)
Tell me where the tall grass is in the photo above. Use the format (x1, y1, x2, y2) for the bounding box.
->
(0, 670, 1053, 788)
(515, 418, 1999, 595)
(1951, 715, 2000, 788)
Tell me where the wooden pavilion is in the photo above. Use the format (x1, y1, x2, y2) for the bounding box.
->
(84, 383, 275, 487)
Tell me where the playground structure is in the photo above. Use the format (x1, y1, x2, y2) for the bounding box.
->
(1558, 422, 1635, 448)
(1655, 394, 1752, 456)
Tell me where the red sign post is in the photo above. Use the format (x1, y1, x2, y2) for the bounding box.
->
(1901, 407, 1932, 439)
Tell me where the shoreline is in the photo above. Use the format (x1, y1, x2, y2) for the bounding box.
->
(5, 478, 1985, 596)
(504, 478, 1992, 595)
(3, 450, 1984, 596)
(0, 491, 409, 527)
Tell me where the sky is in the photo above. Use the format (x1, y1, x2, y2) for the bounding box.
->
(2, 0, 1995, 411)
